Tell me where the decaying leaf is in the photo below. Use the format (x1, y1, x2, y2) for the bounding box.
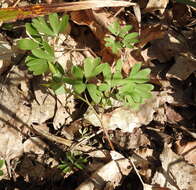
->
(139, 24, 166, 47)
(85, 92, 174, 132)
(108, 128, 150, 149)
(152, 144, 196, 190)
(147, 33, 187, 63)
(174, 140, 196, 165)
(29, 78, 75, 129)
(166, 55, 196, 80)
(0, 126, 23, 160)
(0, 66, 32, 129)
(145, 0, 169, 14)
(0, 34, 14, 74)
(172, 3, 192, 26)
(165, 105, 183, 124)
(23, 137, 48, 155)
(75, 151, 132, 190)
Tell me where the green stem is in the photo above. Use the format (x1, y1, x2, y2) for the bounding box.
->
(77, 93, 114, 151)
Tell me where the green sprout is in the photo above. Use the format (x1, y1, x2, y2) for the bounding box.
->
(104, 21, 139, 54)
(58, 152, 88, 173)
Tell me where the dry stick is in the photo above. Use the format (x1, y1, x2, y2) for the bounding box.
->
(12, 0, 21, 7)
(32, 124, 95, 152)
(0, 1, 136, 23)
(129, 158, 145, 187)
(70, 129, 103, 151)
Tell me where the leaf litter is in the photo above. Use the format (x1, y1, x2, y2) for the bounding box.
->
(0, 0, 196, 190)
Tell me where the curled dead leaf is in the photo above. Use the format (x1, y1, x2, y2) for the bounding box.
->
(174, 140, 196, 165)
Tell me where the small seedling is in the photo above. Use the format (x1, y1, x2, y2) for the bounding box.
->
(104, 21, 139, 54)
(58, 152, 88, 173)
(18, 14, 154, 110)
(18, 13, 69, 76)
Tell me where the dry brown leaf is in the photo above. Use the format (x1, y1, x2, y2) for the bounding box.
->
(0, 34, 14, 74)
(152, 144, 196, 190)
(75, 151, 132, 190)
(174, 140, 196, 165)
(23, 137, 48, 155)
(85, 92, 174, 132)
(144, 184, 171, 190)
(29, 77, 75, 129)
(139, 24, 166, 48)
(0, 64, 33, 132)
(145, 0, 169, 14)
(166, 55, 196, 80)
(108, 128, 150, 149)
(165, 106, 183, 124)
(70, 9, 116, 62)
(0, 126, 23, 160)
(147, 33, 187, 63)
(172, 3, 192, 26)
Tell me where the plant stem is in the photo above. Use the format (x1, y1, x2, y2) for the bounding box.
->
(77, 93, 115, 151)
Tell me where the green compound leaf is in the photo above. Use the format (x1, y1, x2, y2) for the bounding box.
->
(25, 23, 42, 42)
(32, 16, 54, 36)
(25, 23, 39, 36)
(93, 63, 106, 77)
(59, 14, 69, 33)
(32, 48, 54, 61)
(123, 32, 139, 41)
(129, 63, 151, 83)
(108, 21, 121, 36)
(73, 83, 86, 94)
(112, 59, 123, 86)
(122, 32, 139, 48)
(119, 24, 133, 38)
(104, 36, 122, 54)
(114, 62, 154, 109)
(71, 65, 84, 80)
(26, 57, 49, 75)
(18, 39, 39, 50)
(47, 81, 65, 95)
(98, 83, 110, 91)
(49, 13, 60, 35)
(87, 84, 102, 104)
(42, 41, 54, 57)
(84, 57, 101, 79)
(103, 63, 112, 81)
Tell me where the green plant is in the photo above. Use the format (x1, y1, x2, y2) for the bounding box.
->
(104, 21, 139, 54)
(18, 14, 153, 109)
(18, 13, 69, 76)
(0, 160, 4, 176)
(58, 152, 88, 173)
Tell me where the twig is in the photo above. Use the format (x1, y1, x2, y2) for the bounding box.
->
(12, 0, 20, 7)
(32, 124, 95, 152)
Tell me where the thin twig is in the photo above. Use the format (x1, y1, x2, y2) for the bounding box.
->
(79, 93, 115, 150)
(12, 0, 21, 7)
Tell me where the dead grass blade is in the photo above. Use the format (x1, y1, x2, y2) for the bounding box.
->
(0, 1, 135, 23)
